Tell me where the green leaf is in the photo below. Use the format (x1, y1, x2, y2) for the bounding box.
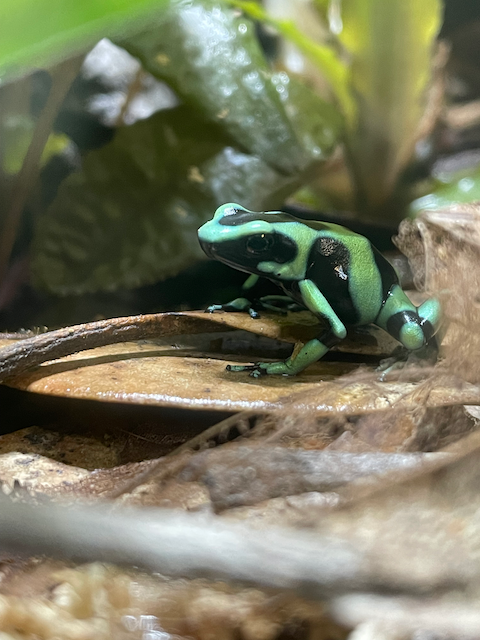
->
(0, 0, 170, 78)
(338, 0, 442, 218)
(31, 106, 292, 294)
(410, 169, 480, 215)
(226, 0, 354, 124)
(122, 0, 341, 175)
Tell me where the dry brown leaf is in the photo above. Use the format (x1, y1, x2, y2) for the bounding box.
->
(0, 426, 121, 470)
(331, 593, 480, 639)
(2, 431, 480, 604)
(3, 338, 480, 415)
(396, 204, 480, 383)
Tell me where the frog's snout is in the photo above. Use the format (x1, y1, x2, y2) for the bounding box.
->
(197, 222, 215, 258)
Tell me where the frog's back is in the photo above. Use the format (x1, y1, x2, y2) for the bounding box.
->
(304, 231, 399, 325)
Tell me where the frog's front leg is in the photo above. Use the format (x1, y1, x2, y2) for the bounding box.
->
(227, 279, 346, 377)
(206, 297, 256, 316)
(206, 274, 260, 316)
(206, 295, 300, 319)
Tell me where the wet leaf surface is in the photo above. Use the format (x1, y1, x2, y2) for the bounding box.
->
(122, 0, 342, 174)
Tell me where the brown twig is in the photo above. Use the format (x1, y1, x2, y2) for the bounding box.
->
(115, 66, 145, 127)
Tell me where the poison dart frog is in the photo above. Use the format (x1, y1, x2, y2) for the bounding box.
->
(197, 203, 441, 377)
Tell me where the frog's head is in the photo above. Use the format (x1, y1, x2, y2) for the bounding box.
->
(198, 203, 298, 277)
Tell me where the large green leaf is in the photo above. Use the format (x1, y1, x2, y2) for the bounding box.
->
(31, 106, 293, 294)
(338, 0, 442, 218)
(31, 1, 342, 295)
(122, 0, 341, 175)
(0, 0, 171, 78)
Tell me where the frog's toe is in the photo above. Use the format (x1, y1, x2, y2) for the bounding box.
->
(226, 363, 261, 374)
(225, 361, 285, 376)
(258, 361, 293, 375)
(377, 357, 407, 381)
(226, 363, 267, 377)
(376, 342, 437, 380)
(205, 304, 223, 313)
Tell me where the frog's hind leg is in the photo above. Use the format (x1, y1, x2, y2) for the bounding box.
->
(375, 285, 440, 350)
(375, 285, 441, 375)
(227, 329, 341, 377)
(227, 279, 346, 376)
(417, 297, 442, 338)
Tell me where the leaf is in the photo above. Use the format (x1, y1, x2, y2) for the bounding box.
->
(338, 0, 442, 216)
(31, 105, 290, 294)
(227, 0, 354, 124)
(410, 169, 480, 214)
(4, 310, 480, 413)
(122, 0, 342, 174)
(179, 446, 446, 510)
(0, 0, 170, 79)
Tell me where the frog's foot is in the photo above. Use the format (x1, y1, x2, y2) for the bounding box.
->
(205, 295, 303, 319)
(205, 298, 260, 317)
(226, 335, 338, 377)
(377, 341, 438, 380)
(376, 347, 408, 380)
(257, 295, 305, 315)
(226, 361, 297, 377)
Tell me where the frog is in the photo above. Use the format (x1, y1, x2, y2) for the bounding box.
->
(197, 203, 441, 377)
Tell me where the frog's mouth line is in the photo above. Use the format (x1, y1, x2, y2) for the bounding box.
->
(198, 237, 214, 259)
(198, 239, 260, 277)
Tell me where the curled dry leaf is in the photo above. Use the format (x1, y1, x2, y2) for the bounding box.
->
(2, 309, 480, 414)
(396, 203, 480, 383)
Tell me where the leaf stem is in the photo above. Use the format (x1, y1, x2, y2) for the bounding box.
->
(0, 56, 83, 286)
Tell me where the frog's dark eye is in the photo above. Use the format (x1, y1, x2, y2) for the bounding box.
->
(245, 234, 273, 254)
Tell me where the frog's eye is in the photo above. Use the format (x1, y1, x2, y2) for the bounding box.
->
(245, 234, 273, 254)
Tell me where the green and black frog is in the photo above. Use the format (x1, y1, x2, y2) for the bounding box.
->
(198, 203, 441, 377)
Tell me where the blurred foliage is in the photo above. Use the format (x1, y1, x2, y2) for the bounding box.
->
(411, 167, 480, 214)
(0, 0, 170, 79)
(233, 0, 442, 217)
(31, 1, 341, 293)
(0, 0, 478, 309)
(338, 0, 442, 216)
